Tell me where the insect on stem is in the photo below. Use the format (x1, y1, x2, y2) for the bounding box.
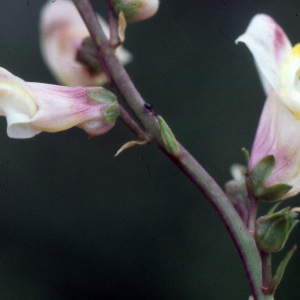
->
(144, 103, 158, 117)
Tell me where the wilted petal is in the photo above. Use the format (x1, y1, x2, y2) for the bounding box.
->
(236, 14, 292, 94)
(40, 0, 132, 87)
(0, 67, 119, 138)
(249, 92, 300, 199)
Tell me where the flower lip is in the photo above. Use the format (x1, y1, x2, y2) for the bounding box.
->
(236, 14, 292, 95)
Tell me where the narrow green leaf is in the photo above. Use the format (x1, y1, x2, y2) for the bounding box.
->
(267, 202, 282, 215)
(241, 147, 250, 164)
(270, 245, 297, 293)
(157, 116, 179, 156)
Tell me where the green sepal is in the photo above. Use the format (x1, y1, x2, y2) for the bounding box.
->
(249, 155, 275, 192)
(270, 245, 298, 293)
(241, 147, 250, 164)
(157, 116, 179, 156)
(267, 202, 282, 215)
(115, 1, 144, 21)
(256, 207, 299, 253)
(104, 103, 120, 124)
(255, 183, 292, 202)
(87, 88, 117, 104)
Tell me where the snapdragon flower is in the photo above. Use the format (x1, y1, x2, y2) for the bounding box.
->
(40, 0, 132, 87)
(0, 67, 119, 139)
(236, 14, 300, 199)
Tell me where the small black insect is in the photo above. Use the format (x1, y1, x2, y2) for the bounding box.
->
(144, 103, 158, 117)
(144, 103, 153, 110)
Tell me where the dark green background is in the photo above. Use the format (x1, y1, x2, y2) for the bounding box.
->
(0, 0, 299, 299)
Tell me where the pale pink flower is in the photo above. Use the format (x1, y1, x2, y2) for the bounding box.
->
(40, 0, 132, 87)
(0, 67, 119, 138)
(236, 14, 300, 199)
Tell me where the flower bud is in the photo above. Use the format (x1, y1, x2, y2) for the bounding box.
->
(40, 0, 132, 87)
(113, 0, 159, 22)
(256, 207, 299, 253)
(225, 164, 248, 223)
(0, 67, 119, 138)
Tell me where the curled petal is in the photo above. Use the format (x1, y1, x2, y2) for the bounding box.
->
(0, 68, 38, 138)
(236, 14, 292, 94)
(40, 0, 132, 87)
(0, 67, 118, 138)
(249, 92, 300, 199)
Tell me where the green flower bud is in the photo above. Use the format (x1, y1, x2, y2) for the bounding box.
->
(113, 0, 159, 22)
(256, 207, 299, 253)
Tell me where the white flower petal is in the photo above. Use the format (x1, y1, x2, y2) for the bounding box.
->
(236, 14, 292, 94)
(0, 68, 39, 138)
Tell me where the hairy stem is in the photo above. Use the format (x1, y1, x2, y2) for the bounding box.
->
(72, 1, 272, 299)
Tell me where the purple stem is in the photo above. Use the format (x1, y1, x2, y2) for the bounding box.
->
(261, 251, 273, 294)
(107, 8, 119, 46)
(246, 176, 258, 235)
(119, 105, 152, 141)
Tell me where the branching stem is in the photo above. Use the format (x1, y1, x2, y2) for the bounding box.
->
(72, 1, 272, 299)
(119, 104, 152, 141)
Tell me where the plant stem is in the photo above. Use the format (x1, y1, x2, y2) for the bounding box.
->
(107, 8, 119, 46)
(119, 105, 152, 141)
(261, 251, 273, 294)
(246, 176, 258, 235)
(72, 1, 272, 299)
